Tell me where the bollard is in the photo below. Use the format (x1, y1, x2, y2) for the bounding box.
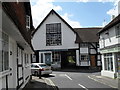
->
(39, 70, 41, 79)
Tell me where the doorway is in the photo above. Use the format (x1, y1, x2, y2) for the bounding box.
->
(90, 55, 96, 67)
(61, 50, 76, 69)
(45, 53, 51, 65)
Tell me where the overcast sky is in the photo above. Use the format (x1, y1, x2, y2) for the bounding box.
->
(30, 0, 120, 28)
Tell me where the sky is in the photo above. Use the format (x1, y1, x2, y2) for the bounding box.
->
(30, 0, 120, 28)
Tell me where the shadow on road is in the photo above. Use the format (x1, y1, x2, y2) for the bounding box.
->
(42, 74, 55, 78)
(53, 67, 101, 73)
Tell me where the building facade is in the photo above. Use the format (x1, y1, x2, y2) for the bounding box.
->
(98, 14, 120, 78)
(74, 28, 102, 68)
(0, 1, 34, 89)
(32, 9, 102, 69)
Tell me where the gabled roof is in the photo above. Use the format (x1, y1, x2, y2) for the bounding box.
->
(74, 28, 102, 43)
(32, 9, 76, 36)
(98, 14, 120, 34)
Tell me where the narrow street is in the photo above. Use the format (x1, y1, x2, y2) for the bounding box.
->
(43, 70, 118, 90)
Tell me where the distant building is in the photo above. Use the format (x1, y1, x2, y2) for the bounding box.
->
(74, 28, 102, 68)
(0, 1, 34, 89)
(32, 9, 102, 69)
(98, 14, 120, 78)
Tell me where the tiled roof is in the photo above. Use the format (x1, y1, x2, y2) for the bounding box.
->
(74, 28, 102, 43)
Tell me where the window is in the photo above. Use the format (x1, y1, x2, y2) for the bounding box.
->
(104, 53, 113, 71)
(81, 54, 89, 61)
(52, 52, 61, 64)
(25, 53, 29, 65)
(0, 31, 9, 72)
(46, 23, 61, 46)
(26, 15, 30, 30)
(115, 23, 120, 37)
(80, 43, 88, 47)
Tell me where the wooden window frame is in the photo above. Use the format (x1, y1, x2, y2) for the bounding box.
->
(46, 23, 62, 46)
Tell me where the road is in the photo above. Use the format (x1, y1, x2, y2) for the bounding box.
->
(43, 70, 117, 90)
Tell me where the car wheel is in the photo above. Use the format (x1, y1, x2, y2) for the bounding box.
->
(34, 71, 38, 76)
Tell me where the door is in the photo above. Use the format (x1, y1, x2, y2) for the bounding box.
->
(16, 46, 24, 89)
(90, 55, 96, 67)
(45, 53, 51, 65)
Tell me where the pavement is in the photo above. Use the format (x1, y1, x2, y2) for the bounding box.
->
(23, 76, 58, 90)
(88, 75, 119, 89)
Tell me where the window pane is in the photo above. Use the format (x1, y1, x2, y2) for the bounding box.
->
(81, 55, 88, 61)
(115, 24, 120, 36)
(1, 32, 9, 71)
(46, 23, 61, 46)
(104, 53, 113, 71)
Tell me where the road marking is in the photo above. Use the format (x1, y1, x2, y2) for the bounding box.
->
(65, 74, 72, 80)
(88, 76, 117, 88)
(78, 84, 88, 90)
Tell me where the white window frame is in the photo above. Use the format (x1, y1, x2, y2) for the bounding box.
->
(26, 15, 30, 30)
(0, 31, 9, 72)
(80, 54, 89, 61)
(115, 23, 120, 38)
(104, 53, 113, 71)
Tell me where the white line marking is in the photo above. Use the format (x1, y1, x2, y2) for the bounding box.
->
(65, 74, 72, 80)
(78, 84, 88, 90)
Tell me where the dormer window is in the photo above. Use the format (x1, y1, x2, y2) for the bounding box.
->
(26, 15, 30, 30)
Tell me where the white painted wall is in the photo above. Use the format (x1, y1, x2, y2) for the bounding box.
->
(80, 48, 88, 53)
(80, 61, 90, 66)
(90, 49, 96, 54)
(99, 26, 120, 49)
(32, 12, 78, 50)
(0, 9, 33, 89)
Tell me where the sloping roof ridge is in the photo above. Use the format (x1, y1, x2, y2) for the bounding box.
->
(98, 14, 120, 34)
(32, 9, 75, 36)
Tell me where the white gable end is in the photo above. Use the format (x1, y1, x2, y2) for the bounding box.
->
(32, 11, 78, 50)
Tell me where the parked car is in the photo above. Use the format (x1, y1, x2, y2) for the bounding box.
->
(31, 63, 52, 76)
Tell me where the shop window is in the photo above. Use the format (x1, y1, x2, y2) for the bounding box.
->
(52, 52, 61, 64)
(104, 53, 113, 71)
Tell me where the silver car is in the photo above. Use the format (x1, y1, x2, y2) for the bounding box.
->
(31, 63, 52, 76)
